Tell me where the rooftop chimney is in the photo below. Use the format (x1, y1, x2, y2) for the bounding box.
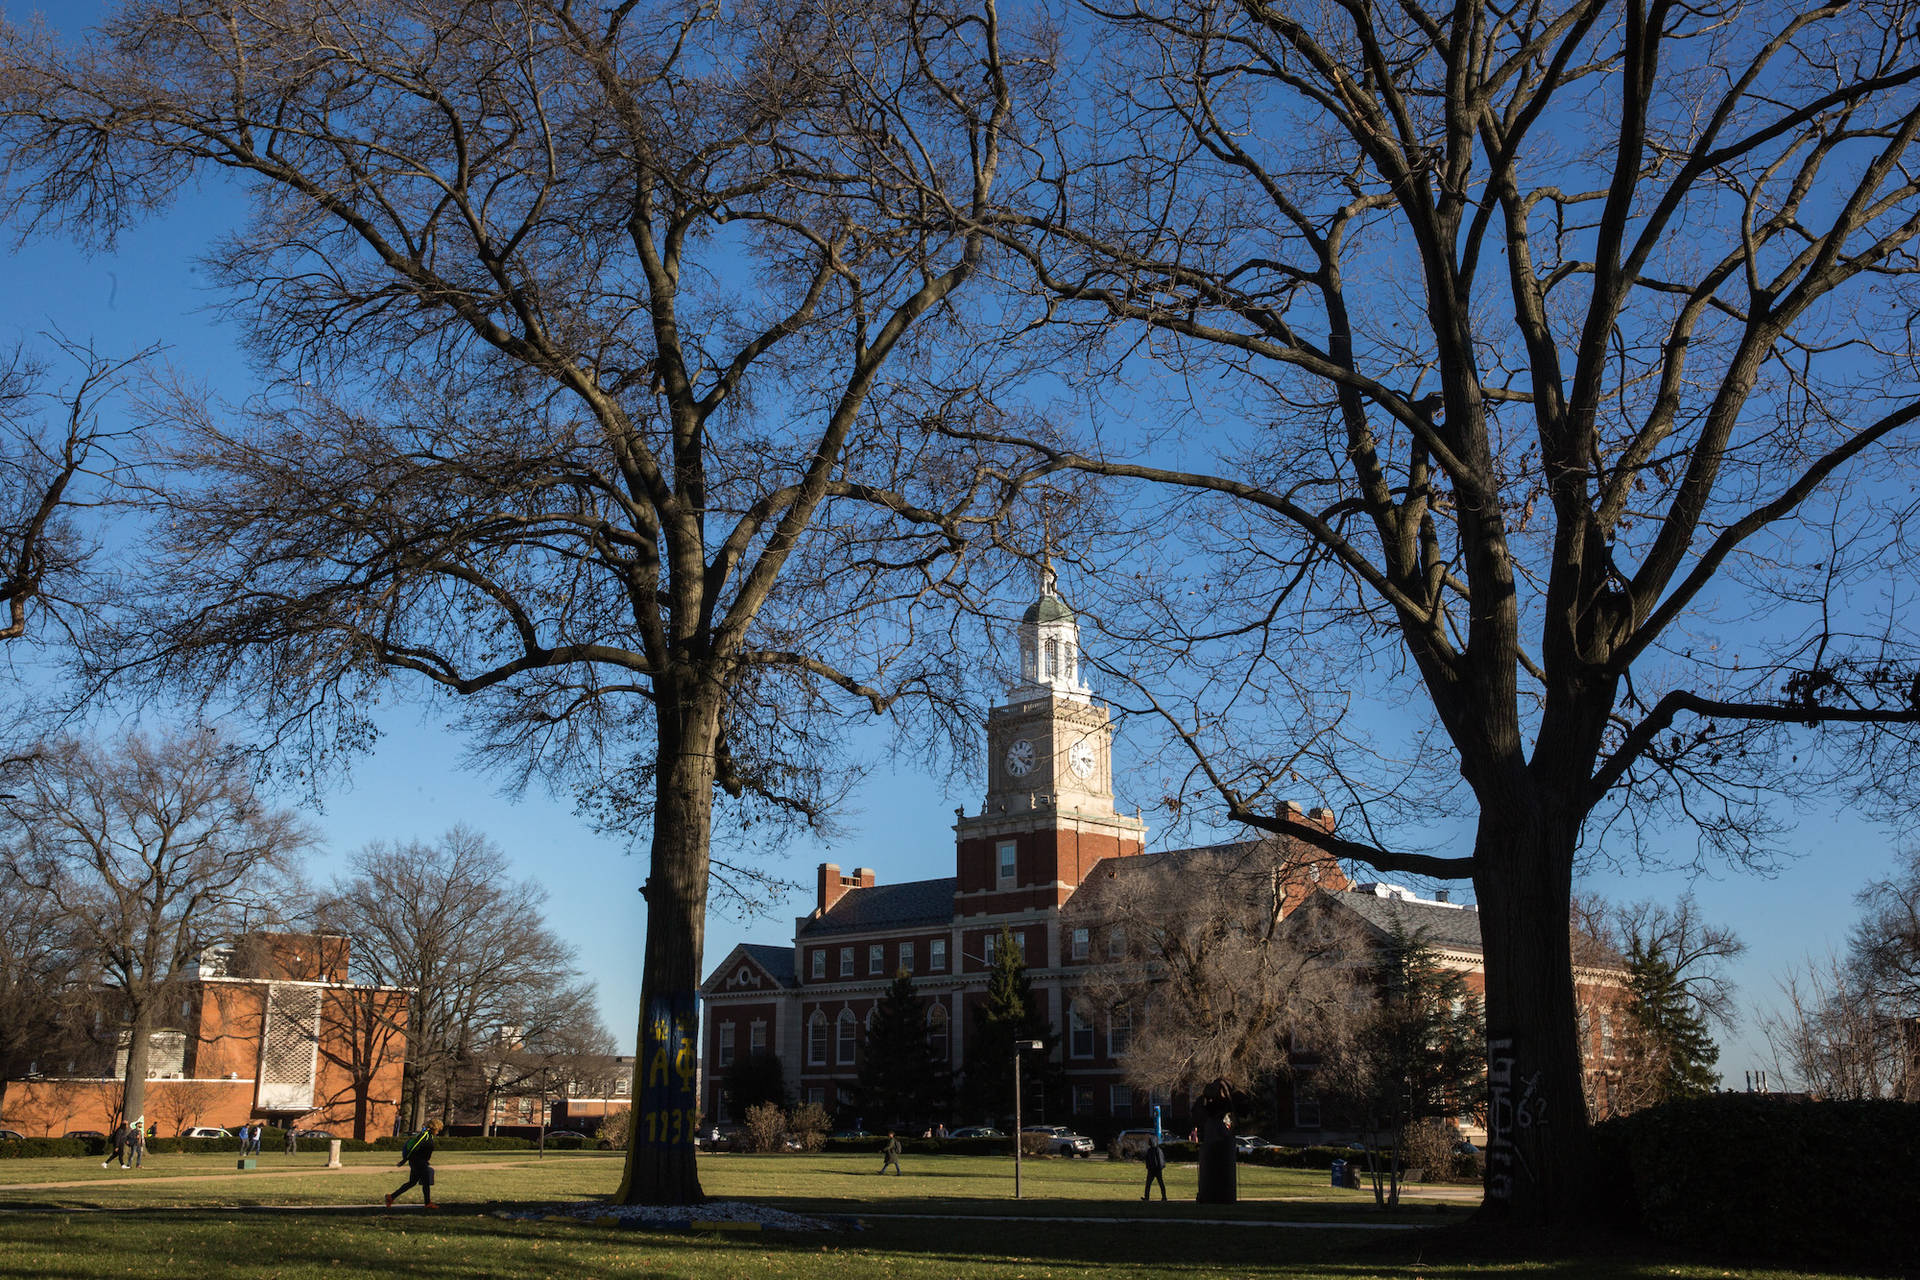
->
(1306, 806, 1336, 832)
(816, 863, 876, 915)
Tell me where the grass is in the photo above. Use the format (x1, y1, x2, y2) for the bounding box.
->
(0, 1151, 1887, 1279)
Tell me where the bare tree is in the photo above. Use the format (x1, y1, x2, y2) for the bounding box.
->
(1760, 950, 1905, 1100)
(1068, 839, 1355, 1100)
(0, 340, 149, 652)
(2, 730, 307, 1130)
(315, 827, 597, 1136)
(1851, 849, 1920, 1035)
(944, 0, 1920, 1227)
(0, 0, 1026, 1203)
(464, 979, 613, 1139)
(0, 866, 93, 1123)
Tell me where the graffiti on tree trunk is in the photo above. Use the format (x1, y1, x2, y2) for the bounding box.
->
(1486, 1037, 1547, 1201)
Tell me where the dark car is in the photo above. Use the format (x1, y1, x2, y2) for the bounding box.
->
(0, 1129, 25, 1141)
(65, 1129, 106, 1140)
(292, 1128, 336, 1141)
(542, 1130, 589, 1148)
(948, 1126, 1002, 1139)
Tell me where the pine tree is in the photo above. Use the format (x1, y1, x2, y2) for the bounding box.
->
(1621, 941, 1720, 1105)
(960, 926, 1061, 1122)
(855, 973, 950, 1130)
(719, 1051, 789, 1121)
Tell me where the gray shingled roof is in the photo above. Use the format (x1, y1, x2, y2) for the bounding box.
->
(1068, 838, 1334, 908)
(701, 941, 798, 992)
(797, 877, 956, 935)
(1326, 889, 1485, 952)
(740, 943, 796, 987)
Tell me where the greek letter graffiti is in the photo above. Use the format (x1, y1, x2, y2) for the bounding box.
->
(637, 991, 699, 1151)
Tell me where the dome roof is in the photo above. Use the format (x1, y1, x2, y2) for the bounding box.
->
(1022, 594, 1075, 625)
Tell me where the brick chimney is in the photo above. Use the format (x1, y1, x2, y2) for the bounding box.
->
(816, 863, 877, 915)
(1306, 806, 1336, 832)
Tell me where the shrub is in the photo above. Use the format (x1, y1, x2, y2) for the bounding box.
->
(597, 1109, 631, 1150)
(786, 1102, 830, 1153)
(740, 1102, 787, 1153)
(0, 1137, 89, 1159)
(1595, 1094, 1920, 1270)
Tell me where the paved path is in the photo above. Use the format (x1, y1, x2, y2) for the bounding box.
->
(0, 1158, 554, 1195)
(855, 1212, 1424, 1230)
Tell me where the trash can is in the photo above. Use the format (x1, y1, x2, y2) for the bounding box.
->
(1330, 1159, 1345, 1188)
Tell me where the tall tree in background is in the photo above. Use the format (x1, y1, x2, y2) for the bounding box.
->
(956, 0, 1920, 1227)
(961, 926, 1060, 1123)
(0, 869, 92, 1123)
(856, 972, 951, 1131)
(1, 730, 305, 1130)
(314, 827, 592, 1133)
(1850, 847, 1920, 1099)
(719, 1052, 789, 1123)
(0, 0, 1022, 1203)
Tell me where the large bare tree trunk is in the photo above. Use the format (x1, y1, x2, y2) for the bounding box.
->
(1473, 811, 1591, 1228)
(120, 1001, 154, 1136)
(614, 687, 719, 1206)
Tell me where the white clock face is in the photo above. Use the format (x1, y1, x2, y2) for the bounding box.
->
(1068, 741, 1097, 780)
(1004, 738, 1036, 777)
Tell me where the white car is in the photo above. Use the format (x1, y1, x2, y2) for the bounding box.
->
(1022, 1125, 1095, 1158)
(180, 1126, 231, 1139)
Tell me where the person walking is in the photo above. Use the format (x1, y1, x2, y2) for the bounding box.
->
(387, 1121, 439, 1209)
(878, 1131, 903, 1176)
(129, 1119, 146, 1170)
(102, 1121, 129, 1169)
(1141, 1138, 1168, 1202)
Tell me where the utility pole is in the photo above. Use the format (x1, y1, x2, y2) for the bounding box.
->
(1013, 1039, 1042, 1200)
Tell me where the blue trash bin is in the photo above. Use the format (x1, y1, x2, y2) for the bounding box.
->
(1330, 1159, 1345, 1188)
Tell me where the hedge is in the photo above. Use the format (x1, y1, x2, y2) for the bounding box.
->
(0, 1137, 93, 1159)
(1594, 1094, 1920, 1271)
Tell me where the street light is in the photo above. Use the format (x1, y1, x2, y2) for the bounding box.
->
(1012, 1038, 1043, 1200)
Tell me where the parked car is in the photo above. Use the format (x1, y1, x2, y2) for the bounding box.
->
(65, 1129, 106, 1140)
(1233, 1135, 1276, 1157)
(180, 1126, 231, 1139)
(1022, 1125, 1094, 1158)
(827, 1129, 872, 1140)
(291, 1129, 336, 1141)
(947, 1126, 1003, 1139)
(1110, 1129, 1159, 1160)
(695, 1124, 740, 1150)
(0, 1129, 26, 1141)
(542, 1130, 589, 1147)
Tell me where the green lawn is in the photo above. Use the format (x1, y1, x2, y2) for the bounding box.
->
(0, 1151, 1881, 1279)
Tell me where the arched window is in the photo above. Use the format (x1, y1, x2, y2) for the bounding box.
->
(807, 1011, 828, 1066)
(1045, 638, 1058, 677)
(837, 1008, 859, 1064)
(926, 1002, 950, 1062)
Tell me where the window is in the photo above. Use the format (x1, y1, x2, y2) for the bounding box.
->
(1600, 1010, 1615, 1058)
(614, 1077, 629, 1096)
(997, 841, 1017, 884)
(1045, 638, 1058, 677)
(1069, 1004, 1094, 1058)
(807, 1086, 824, 1107)
(1294, 1075, 1322, 1128)
(750, 1022, 766, 1055)
(716, 1022, 735, 1068)
(930, 938, 947, 970)
(180, 999, 192, 1019)
(1107, 925, 1126, 959)
(1073, 1085, 1095, 1114)
(837, 1009, 858, 1064)
(982, 932, 998, 966)
(808, 1012, 829, 1066)
(812, 950, 826, 980)
(899, 941, 914, 973)
(1108, 1006, 1133, 1058)
(839, 947, 854, 977)
(869, 944, 885, 975)
(1109, 1085, 1133, 1117)
(1071, 928, 1089, 961)
(927, 1003, 950, 1061)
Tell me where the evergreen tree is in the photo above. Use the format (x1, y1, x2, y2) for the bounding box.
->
(1621, 942, 1720, 1105)
(855, 973, 951, 1130)
(719, 1051, 789, 1122)
(960, 926, 1061, 1122)
(1323, 922, 1485, 1206)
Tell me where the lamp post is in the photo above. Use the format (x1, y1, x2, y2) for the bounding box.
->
(1012, 1038, 1043, 1200)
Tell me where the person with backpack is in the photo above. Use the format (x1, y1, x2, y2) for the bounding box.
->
(878, 1131, 903, 1175)
(386, 1120, 439, 1209)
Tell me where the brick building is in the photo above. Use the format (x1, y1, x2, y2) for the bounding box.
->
(0, 932, 409, 1139)
(699, 578, 1336, 1134)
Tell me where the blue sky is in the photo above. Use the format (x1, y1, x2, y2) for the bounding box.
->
(5, 2, 1906, 1087)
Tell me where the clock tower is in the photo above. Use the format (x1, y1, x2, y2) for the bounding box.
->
(953, 573, 1148, 917)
